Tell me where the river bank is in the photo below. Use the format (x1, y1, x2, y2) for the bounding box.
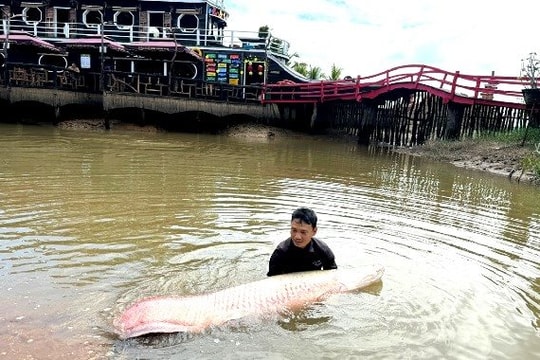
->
(392, 139, 540, 186)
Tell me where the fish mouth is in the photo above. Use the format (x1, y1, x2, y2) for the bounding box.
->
(114, 320, 195, 339)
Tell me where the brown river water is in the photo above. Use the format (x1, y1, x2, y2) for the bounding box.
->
(0, 123, 538, 359)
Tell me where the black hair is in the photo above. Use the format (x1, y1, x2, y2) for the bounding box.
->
(291, 207, 317, 228)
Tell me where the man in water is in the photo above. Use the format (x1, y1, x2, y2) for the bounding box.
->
(267, 207, 337, 276)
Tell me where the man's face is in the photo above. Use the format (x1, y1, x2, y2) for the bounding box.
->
(290, 219, 317, 248)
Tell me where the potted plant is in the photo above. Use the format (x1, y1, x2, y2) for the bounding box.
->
(520, 52, 540, 106)
(258, 25, 270, 40)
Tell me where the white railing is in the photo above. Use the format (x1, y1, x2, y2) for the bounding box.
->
(2, 18, 290, 57)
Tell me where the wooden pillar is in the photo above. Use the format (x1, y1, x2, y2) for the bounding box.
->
(445, 102, 465, 140)
(104, 111, 110, 130)
(309, 103, 318, 129)
(358, 101, 378, 145)
(140, 108, 145, 124)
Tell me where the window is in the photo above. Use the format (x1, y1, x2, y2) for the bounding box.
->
(22, 6, 42, 24)
(38, 54, 67, 68)
(83, 9, 102, 27)
(114, 11, 134, 29)
(177, 14, 198, 33)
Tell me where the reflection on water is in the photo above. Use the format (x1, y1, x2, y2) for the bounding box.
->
(0, 123, 538, 359)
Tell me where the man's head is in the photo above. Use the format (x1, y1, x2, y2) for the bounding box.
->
(290, 207, 318, 248)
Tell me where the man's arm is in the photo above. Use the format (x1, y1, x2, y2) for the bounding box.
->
(267, 248, 284, 276)
(323, 255, 338, 270)
(315, 239, 337, 270)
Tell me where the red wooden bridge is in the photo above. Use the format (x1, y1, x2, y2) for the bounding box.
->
(262, 64, 528, 110)
(0, 62, 533, 146)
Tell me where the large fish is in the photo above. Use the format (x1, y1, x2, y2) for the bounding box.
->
(113, 264, 384, 339)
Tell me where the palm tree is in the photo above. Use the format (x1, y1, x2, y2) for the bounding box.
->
(308, 66, 324, 80)
(290, 60, 344, 81)
(292, 62, 309, 77)
(325, 63, 343, 80)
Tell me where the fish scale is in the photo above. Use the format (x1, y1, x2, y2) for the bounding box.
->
(114, 264, 384, 339)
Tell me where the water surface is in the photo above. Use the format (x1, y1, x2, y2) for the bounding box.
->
(0, 123, 538, 359)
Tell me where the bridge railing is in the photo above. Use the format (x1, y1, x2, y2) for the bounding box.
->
(263, 64, 528, 108)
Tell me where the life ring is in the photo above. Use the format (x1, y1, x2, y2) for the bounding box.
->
(191, 47, 203, 58)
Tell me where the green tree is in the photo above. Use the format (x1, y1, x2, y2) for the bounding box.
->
(289, 58, 344, 81)
(325, 63, 343, 80)
(292, 62, 309, 77)
(308, 66, 324, 80)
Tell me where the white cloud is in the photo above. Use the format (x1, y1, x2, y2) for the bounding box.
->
(225, 0, 540, 78)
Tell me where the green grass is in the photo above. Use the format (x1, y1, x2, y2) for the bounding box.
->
(485, 127, 540, 145)
(522, 152, 540, 176)
(480, 128, 540, 177)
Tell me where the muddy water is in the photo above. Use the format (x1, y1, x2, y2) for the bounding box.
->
(0, 123, 538, 359)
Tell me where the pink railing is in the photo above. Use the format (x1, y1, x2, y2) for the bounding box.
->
(263, 64, 528, 109)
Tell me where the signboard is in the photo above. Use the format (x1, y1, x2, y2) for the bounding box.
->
(204, 53, 241, 85)
(80, 54, 91, 69)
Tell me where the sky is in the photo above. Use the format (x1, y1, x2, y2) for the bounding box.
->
(224, 0, 540, 78)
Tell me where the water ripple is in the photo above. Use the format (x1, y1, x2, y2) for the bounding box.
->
(0, 124, 538, 359)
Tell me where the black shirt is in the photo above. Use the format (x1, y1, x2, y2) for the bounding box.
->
(267, 237, 337, 276)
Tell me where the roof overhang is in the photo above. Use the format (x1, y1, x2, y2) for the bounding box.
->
(0, 31, 63, 53)
(124, 40, 203, 61)
(58, 36, 129, 55)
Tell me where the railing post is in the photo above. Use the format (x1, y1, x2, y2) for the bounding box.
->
(473, 78, 481, 100)
(3, 11, 24, 88)
(416, 65, 425, 87)
(100, 22, 105, 92)
(2, 10, 8, 88)
(450, 71, 459, 101)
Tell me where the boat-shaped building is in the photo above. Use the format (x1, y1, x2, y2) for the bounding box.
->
(1, 0, 307, 96)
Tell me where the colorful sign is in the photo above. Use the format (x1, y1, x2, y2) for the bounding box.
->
(208, 6, 229, 21)
(204, 53, 241, 85)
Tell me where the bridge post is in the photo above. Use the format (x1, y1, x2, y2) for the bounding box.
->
(104, 110, 110, 130)
(445, 102, 465, 140)
(309, 103, 318, 129)
(358, 101, 378, 145)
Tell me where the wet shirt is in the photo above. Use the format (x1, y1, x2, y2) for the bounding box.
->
(267, 237, 337, 276)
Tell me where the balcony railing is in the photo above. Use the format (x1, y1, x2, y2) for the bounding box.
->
(2, 18, 290, 56)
